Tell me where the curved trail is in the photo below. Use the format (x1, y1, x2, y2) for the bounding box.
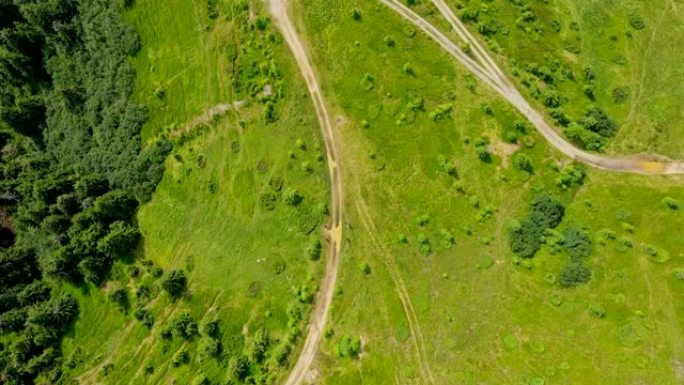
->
(381, 0, 684, 175)
(270, 0, 684, 383)
(266, 1, 343, 384)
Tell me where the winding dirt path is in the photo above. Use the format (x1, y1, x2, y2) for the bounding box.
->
(266, 1, 343, 384)
(381, 0, 684, 175)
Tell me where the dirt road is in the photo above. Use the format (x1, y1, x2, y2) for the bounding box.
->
(382, 0, 684, 175)
(268, 0, 684, 383)
(266, 1, 343, 384)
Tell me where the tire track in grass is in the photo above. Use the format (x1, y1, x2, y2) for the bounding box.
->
(353, 195, 436, 385)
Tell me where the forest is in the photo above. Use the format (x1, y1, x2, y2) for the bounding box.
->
(0, 0, 168, 383)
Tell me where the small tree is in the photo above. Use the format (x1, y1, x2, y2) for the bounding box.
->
(512, 152, 533, 173)
(170, 312, 198, 340)
(509, 219, 542, 258)
(559, 261, 591, 288)
(530, 193, 565, 229)
(161, 270, 187, 300)
(563, 226, 592, 259)
(284, 189, 303, 206)
(108, 288, 129, 313)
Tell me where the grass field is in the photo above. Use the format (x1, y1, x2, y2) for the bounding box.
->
(417, 0, 684, 158)
(58, 1, 330, 384)
(53, 0, 684, 384)
(294, 1, 684, 384)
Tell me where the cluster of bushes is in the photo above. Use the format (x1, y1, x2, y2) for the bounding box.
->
(229, 4, 285, 123)
(509, 192, 594, 287)
(0, 0, 169, 381)
(509, 193, 565, 258)
(511, 50, 619, 152)
(556, 164, 586, 190)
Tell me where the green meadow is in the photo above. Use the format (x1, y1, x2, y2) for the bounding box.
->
(294, 1, 684, 384)
(418, 0, 684, 158)
(58, 1, 329, 384)
(42, 0, 684, 384)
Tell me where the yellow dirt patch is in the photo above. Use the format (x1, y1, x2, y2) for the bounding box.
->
(639, 160, 666, 174)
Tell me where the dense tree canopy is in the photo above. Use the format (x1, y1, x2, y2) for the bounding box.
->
(0, 0, 168, 382)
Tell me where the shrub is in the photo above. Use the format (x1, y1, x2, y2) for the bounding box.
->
(96, 221, 141, 258)
(530, 193, 565, 229)
(93, 190, 138, 223)
(351, 8, 361, 21)
(512, 152, 533, 172)
(229, 355, 249, 381)
(247, 328, 269, 363)
(161, 270, 187, 300)
(582, 84, 595, 100)
(200, 337, 221, 360)
(557, 164, 586, 189)
(563, 226, 592, 259)
(202, 316, 220, 338)
(438, 229, 455, 248)
(0, 308, 28, 333)
(170, 312, 198, 340)
(509, 219, 542, 258)
(172, 350, 189, 367)
(580, 107, 617, 137)
(629, 14, 645, 30)
(564, 122, 605, 151)
(475, 144, 491, 162)
(108, 288, 129, 313)
(559, 261, 591, 288)
(259, 192, 278, 211)
(612, 86, 630, 103)
(284, 189, 303, 206)
(360, 73, 374, 91)
(661, 197, 680, 210)
(589, 303, 606, 318)
(383, 35, 395, 47)
(416, 214, 430, 226)
(133, 308, 154, 328)
(458, 7, 479, 23)
(336, 335, 361, 358)
(306, 239, 322, 261)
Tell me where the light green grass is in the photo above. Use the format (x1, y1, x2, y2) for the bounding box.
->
(59, 1, 329, 383)
(127, 0, 234, 140)
(296, 1, 684, 384)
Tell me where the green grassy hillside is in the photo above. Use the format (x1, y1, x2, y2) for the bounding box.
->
(295, 1, 684, 384)
(6, 0, 677, 384)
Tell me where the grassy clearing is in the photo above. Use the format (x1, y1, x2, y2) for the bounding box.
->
(296, 1, 684, 384)
(58, 1, 329, 383)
